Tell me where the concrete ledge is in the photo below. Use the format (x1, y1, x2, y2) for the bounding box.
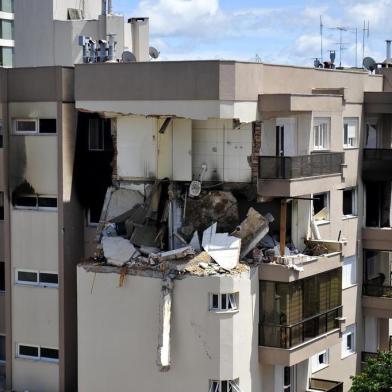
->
(259, 328, 341, 366)
(363, 295, 392, 318)
(362, 227, 392, 251)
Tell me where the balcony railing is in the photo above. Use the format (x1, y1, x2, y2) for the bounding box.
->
(258, 153, 344, 180)
(309, 378, 343, 392)
(363, 283, 392, 298)
(259, 306, 342, 349)
(363, 148, 392, 161)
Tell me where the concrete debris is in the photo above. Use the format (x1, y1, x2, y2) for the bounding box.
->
(130, 224, 161, 248)
(140, 246, 161, 256)
(189, 231, 201, 251)
(184, 191, 239, 234)
(102, 236, 140, 267)
(104, 187, 144, 222)
(102, 223, 117, 237)
(202, 223, 241, 270)
(157, 275, 174, 372)
(310, 219, 321, 240)
(232, 207, 273, 258)
(151, 246, 195, 262)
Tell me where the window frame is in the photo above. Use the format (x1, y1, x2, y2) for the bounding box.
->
(313, 117, 330, 151)
(88, 118, 105, 151)
(16, 343, 59, 363)
(311, 349, 329, 373)
(13, 118, 57, 135)
(343, 117, 358, 149)
(38, 271, 59, 288)
(342, 187, 357, 218)
(14, 195, 57, 211)
(0, 334, 5, 363)
(342, 256, 357, 289)
(15, 269, 58, 288)
(313, 191, 330, 224)
(209, 293, 238, 312)
(341, 324, 356, 358)
(209, 379, 241, 392)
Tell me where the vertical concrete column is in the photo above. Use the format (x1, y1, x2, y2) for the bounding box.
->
(251, 121, 262, 183)
(379, 318, 390, 351)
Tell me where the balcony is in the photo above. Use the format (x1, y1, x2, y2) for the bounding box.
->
(363, 284, 392, 318)
(308, 378, 343, 392)
(363, 149, 392, 181)
(258, 153, 344, 197)
(259, 306, 342, 366)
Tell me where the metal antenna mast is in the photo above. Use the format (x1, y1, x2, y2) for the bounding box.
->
(362, 20, 370, 65)
(330, 26, 348, 67)
(320, 15, 324, 61)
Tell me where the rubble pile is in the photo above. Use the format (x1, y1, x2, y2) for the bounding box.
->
(88, 181, 332, 277)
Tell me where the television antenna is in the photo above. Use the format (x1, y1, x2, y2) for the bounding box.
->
(362, 20, 370, 65)
(330, 26, 349, 67)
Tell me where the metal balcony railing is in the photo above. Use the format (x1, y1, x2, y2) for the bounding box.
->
(309, 378, 343, 392)
(363, 148, 392, 161)
(363, 284, 392, 298)
(258, 153, 344, 179)
(259, 306, 342, 349)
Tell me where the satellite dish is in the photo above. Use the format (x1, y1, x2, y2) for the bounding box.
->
(122, 51, 136, 63)
(149, 46, 160, 59)
(189, 164, 207, 198)
(363, 57, 377, 71)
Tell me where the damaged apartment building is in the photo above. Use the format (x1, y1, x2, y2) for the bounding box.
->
(2, 7, 392, 392)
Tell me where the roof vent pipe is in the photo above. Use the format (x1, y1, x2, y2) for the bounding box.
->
(102, 0, 107, 15)
(387, 40, 391, 61)
(108, 0, 112, 14)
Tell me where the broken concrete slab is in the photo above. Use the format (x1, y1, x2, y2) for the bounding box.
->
(189, 231, 201, 251)
(232, 208, 273, 258)
(130, 224, 161, 248)
(202, 223, 241, 270)
(101, 187, 144, 222)
(152, 246, 195, 261)
(184, 191, 239, 234)
(102, 236, 139, 267)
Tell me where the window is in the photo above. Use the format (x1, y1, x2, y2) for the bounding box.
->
(0, 120, 3, 148)
(16, 270, 38, 285)
(0, 19, 13, 40)
(16, 344, 58, 363)
(14, 195, 57, 211)
(88, 119, 104, 151)
(0, 192, 4, 220)
(14, 118, 57, 134)
(39, 119, 57, 134)
(0, 335, 5, 362)
(210, 293, 238, 312)
(313, 118, 330, 150)
(15, 270, 58, 288)
(343, 118, 358, 148)
(0, 0, 14, 13)
(341, 324, 356, 358)
(14, 119, 37, 134)
(284, 367, 291, 392)
(342, 256, 357, 288)
(311, 349, 329, 372)
(313, 192, 329, 222)
(209, 380, 241, 392)
(0, 262, 4, 291)
(0, 47, 13, 67)
(343, 188, 357, 217)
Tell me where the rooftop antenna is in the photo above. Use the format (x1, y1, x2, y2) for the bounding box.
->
(320, 15, 324, 62)
(362, 20, 370, 66)
(330, 26, 348, 67)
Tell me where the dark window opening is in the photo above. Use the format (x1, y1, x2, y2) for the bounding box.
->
(0, 120, 3, 148)
(212, 294, 219, 309)
(313, 193, 327, 216)
(39, 119, 57, 134)
(0, 192, 3, 220)
(0, 262, 4, 291)
(346, 333, 352, 351)
(15, 120, 37, 133)
(0, 335, 5, 362)
(39, 272, 58, 286)
(18, 345, 39, 358)
(67, 8, 83, 19)
(284, 367, 291, 391)
(88, 119, 105, 151)
(88, 201, 102, 225)
(17, 271, 37, 283)
(14, 195, 37, 208)
(365, 182, 390, 227)
(38, 197, 57, 209)
(343, 189, 356, 216)
(40, 347, 59, 361)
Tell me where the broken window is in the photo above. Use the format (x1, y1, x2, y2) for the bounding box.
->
(343, 188, 357, 217)
(210, 293, 238, 312)
(343, 118, 358, 148)
(209, 380, 241, 392)
(313, 192, 329, 222)
(39, 119, 57, 134)
(313, 118, 330, 151)
(0, 262, 4, 291)
(88, 118, 105, 151)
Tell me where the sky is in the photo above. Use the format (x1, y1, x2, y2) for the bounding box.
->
(113, 0, 392, 67)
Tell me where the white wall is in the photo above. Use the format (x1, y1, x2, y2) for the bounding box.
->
(77, 267, 261, 392)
